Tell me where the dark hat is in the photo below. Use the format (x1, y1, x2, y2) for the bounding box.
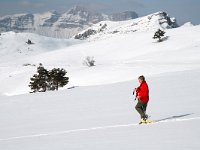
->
(138, 75, 145, 81)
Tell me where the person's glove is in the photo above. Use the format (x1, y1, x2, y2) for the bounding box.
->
(137, 96, 140, 100)
(133, 88, 137, 95)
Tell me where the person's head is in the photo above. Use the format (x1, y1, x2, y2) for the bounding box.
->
(138, 75, 145, 84)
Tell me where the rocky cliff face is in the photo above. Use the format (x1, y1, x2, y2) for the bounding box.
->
(0, 13, 34, 31)
(0, 6, 138, 38)
(74, 11, 179, 40)
(148, 11, 178, 29)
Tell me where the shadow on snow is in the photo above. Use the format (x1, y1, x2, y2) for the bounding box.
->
(155, 113, 193, 122)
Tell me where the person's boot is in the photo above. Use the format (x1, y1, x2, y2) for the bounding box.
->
(143, 110, 149, 119)
(139, 118, 147, 124)
(145, 114, 149, 120)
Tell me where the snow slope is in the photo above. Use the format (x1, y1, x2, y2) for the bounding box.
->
(0, 69, 200, 150)
(0, 12, 200, 150)
(0, 32, 82, 95)
(0, 24, 199, 95)
(0, 31, 81, 62)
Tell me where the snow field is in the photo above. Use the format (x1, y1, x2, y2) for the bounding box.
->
(0, 69, 200, 149)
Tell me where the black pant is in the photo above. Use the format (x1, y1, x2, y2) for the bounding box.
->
(135, 100, 148, 119)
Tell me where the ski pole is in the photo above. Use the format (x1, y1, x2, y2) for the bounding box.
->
(133, 88, 137, 101)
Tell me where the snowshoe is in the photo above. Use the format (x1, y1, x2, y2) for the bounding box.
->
(139, 118, 154, 124)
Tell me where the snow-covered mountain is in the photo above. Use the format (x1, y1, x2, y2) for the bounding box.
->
(75, 11, 178, 40)
(0, 6, 138, 38)
(0, 11, 200, 149)
(0, 16, 198, 95)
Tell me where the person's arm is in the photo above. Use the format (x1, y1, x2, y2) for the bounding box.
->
(136, 87, 140, 96)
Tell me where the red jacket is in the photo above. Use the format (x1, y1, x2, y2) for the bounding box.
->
(136, 81, 149, 103)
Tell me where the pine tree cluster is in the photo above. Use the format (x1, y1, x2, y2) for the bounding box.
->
(29, 64, 69, 93)
(153, 29, 166, 42)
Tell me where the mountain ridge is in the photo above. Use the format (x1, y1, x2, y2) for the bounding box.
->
(0, 5, 138, 38)
(74, 11, 178, 40)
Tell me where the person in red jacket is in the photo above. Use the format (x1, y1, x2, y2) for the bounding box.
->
(135, 75, 149, 122)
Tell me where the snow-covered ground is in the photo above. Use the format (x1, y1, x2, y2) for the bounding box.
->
(0, 69, 200, 150)
(0, 32, 82, 95)
(0, 13, 200, 149)
(0, 32, 81, 62)
(0, 23, 200, 95)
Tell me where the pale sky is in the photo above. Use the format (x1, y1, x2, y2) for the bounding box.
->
(0, 0, 199, 25)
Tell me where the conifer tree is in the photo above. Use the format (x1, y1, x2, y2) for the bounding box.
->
(29, 64, 69, 93)
(153, 29, 165, 42)
(29, 63, 49, 92)
(29, 74, 40, 93)
(49, 68, 69, 90)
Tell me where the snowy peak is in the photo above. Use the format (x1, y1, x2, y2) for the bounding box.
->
(35, 10, 60, 27)
(0, 6, 138, 38)
(66, 5, 105, 23)
(74, 11, 178, 40)
(148, 11, 178, 29)
(68, 5, 88, 13)
(67, 5, 95, 15)
(57, 5, 106, 29)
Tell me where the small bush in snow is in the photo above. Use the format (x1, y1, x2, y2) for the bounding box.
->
(83, 56, 95, 67)
(153, 29, 166, 42)
(26, 39, 34, 45)
(29, 64, 69, 93)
